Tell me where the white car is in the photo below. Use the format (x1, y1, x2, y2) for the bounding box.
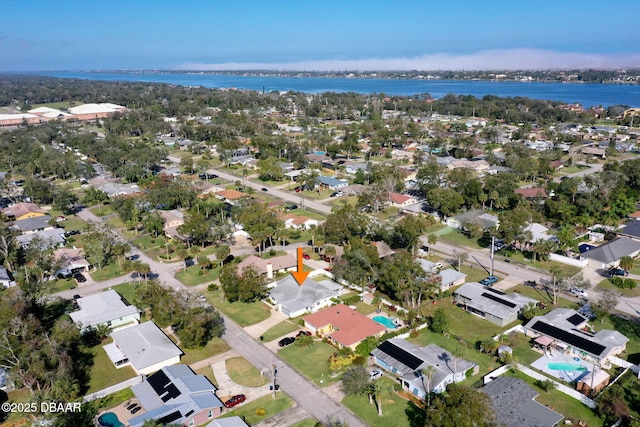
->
(570, 287, 588, 299)
(369, 369, 383, 381)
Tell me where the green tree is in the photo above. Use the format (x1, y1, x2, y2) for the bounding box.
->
(53, 186, 79, 215)
(430, 308, 449, 334)
(427, 187, 464, 217)
(142, 211, 165, 238)
(214, 244, 231, 267)
(369, 379, 384, 416)
(179, 210, 211, 248)
(424, 383, 498, 427)
(619, 256, 634, 273)
(341, 366, 370, 396)
(220, 264, 266, 303)
(548, 265, 564, 305)
(294, 333, 314, 349)
(421, 365, 436, 407)
(392, 215, 427, 255)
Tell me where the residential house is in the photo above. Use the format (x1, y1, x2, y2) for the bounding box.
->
(0, 267, 15, 288)
(400, 202, 441, 220)
(344, 163, 368, 175)
(214, 189, 248, 205)
(417, 259, 466, 292)
(515, 187, 549, 201)
(281, 214, 320, 230)
(105, 321, 183, 375)
(581, 146, 606, 158)
(525, 308, 628, 365)
(16, 228, 65, 248)
(159, 209, 185, 240)
(371, 338, 478, 398)
(316, 176, 349, 190)
(523, 223, 556, 243)
(268, 275, 342, 318)
(447, 210, 499, 231)
(11, 215, 54, 234)
(581, 237, 640, 269)
(453, 282, 538, 327)
(318, 244, 344, 262)
(54, 247, 91, 277)
(372, 241, 395, 259)
(445, 159, 490, 174)
(129, 365, 224, 427)
(206, 417, 250, 427)
(619, 220, 640, 241)
(1, 202, 47, 221)
(482, 376, 564, 427)
(237, 254, 297, 280)
(70, 290, 140, 333)
(68, 103, 126, 120)
(388, 192, 416, 208)
(303, 304, 386, 350)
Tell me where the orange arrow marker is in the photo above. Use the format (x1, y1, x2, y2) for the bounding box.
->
(291, 247, 309, 286)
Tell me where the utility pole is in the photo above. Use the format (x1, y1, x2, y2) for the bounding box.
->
(490, 236, 495, 276)
(271, 363, 278, 400)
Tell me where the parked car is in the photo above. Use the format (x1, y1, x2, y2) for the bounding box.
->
(296, 331, 312, 338)
(480, 275, 498, 286)
(261, 187, 268, 192)
(278, 337, 296, 347)
(73, 273, 87, 283)
(369, 369, 383, 381)
(224, 394, 246, 408)
(609, 268, 628, 277)
(285, 204, 298, 210)
(570, 287, 588, 299)
(302, 252, 311, 260)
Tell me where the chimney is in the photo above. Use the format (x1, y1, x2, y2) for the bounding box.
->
(267, 263, 273, 279)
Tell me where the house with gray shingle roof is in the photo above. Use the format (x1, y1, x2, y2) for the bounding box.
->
(482, 376, 564, 427)
(268, 275, 342, 318)
(371, 338, 478, 399)
(581, 237, 640, 269)
(129, 364, 224, 427)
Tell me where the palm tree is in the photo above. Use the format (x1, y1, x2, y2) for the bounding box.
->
(369, 379, 384, 416)
(619, 256, 634, 273)
(421, 365, 436, 406)
(452, 346, 465, 380)
(427, 234, 438, 257)
(549, 265, 563, 305)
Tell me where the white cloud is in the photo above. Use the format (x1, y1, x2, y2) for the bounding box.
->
(177, 49, 640, 71)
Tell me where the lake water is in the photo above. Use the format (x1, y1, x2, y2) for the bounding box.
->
(35, 71, 640, 108)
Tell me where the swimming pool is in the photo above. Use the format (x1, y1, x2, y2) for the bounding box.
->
(548, 362, 588, 371)
(373, 316, 397, 329)
(98, 412, 125, 427)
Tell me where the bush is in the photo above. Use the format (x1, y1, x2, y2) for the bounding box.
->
(611, 277, 636, 289)
(255, 408, 266, 416)
(207, 283, 219, 291)
(342, 295, 361, 305)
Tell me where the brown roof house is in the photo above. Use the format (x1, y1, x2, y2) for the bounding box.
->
(515, 187, 548, 201)
(2, 202, 47, 221)
(237, 254, 297, 280)
(303, 304, 386, 350)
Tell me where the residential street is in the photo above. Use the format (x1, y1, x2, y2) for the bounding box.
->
(68, 208, 366, 427)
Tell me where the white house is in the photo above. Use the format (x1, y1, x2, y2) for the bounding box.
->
(105, 321, 183, 375)
(268, 275, 342, 318)
(69, 290, 140, 333)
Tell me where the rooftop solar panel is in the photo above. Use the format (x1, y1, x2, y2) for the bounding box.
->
(161, 383, 181, 402)
(481, 292, 517, 309)
(567, 313, 587, 326)
(377, 340, 423, 370)
(487, 288, 506, 295)
(147, 370, 171, 395)
(531, 321, 606, 356)
(158, 410, 182, 424)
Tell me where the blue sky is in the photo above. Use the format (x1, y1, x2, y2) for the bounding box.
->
(2, 0, 639, 71)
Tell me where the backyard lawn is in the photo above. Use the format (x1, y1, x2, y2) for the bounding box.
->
(341, 376, 414, 427)
(206, 287, 272, 327)
(278, 341, 341, 387)
(87, 338, 137, 393)
(221, 392, 293, 425)
(261, 320, 301, 342)
(225, 357, 268, 387)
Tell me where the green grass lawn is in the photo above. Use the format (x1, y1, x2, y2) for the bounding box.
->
(180, 337, 231, 366)
(90, 262, 130, 282)
(500, 249, 581, 277)
(328, 195, 358, 208)
(61, 217, 88, 232)
(206, 288, 272, 327)
(354, 301, 378, 315)
(221, 392, 293, 425)
(175, 265, 221, 286)
(341, 377, 414, 427)
(261, 320, 301, 342)
(278, 341, 341, 387)
(287, 208, 327, 221)
(597, 278, 640, 297)
(111, 282, 144, 306)
(225, 357, 269, 387)
(506, 370, 602, 426)
(87, 338, 137, 393)
(89, 204, 115, 217)
(49, 278, 77, 293)
(435, 227, 484, 250)
(509, 284, 580, 308)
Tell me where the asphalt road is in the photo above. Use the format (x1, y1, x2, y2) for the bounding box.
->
(71, 208, 365, 427)
(206, 167, 333, 215)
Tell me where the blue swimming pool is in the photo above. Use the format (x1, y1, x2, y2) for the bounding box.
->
(373, 316, 397, 329)
(548, 362, 588, 371)
(98, 412, 125, 427)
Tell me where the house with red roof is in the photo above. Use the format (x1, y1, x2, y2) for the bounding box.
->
(303, 304, 386, 350)
(515, 187, 548, 200)
(388, 192, 416, 208)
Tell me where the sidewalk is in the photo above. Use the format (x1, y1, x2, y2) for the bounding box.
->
(244, 309, 289, 339)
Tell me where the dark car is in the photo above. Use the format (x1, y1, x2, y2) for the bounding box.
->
(285, 204, 298, 210)
(73, 273, 87, 283)
(261, 187, 268, 192)
(278, 337, 296, 347)
(126, 403, 138, 411)
(224, 394, 246, 408)
(130, 406, 142, 414)
(296, 331, 312, 338)
(609, 268, 628, 277)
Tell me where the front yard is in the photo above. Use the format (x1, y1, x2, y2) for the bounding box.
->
(341, 376, 414, 427)
(205, 287, 272, 327)
(278, 341, 341, 387)
(221, 392, 293, 425)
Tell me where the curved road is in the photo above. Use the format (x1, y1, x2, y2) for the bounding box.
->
(72, 208, 365, 427)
